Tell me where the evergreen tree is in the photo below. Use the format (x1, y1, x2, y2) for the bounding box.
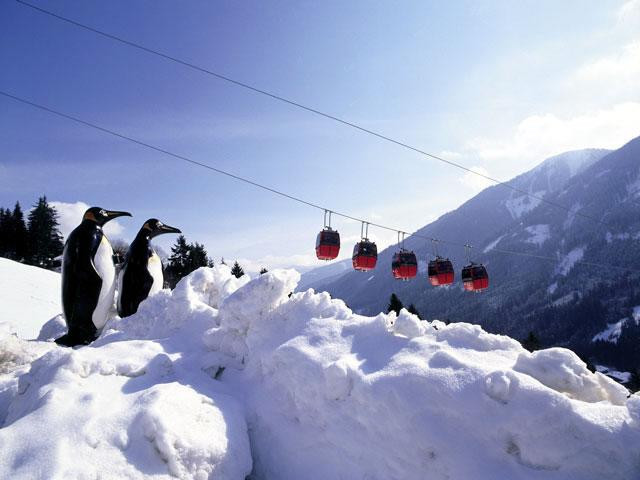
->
(387, 293, 404, 315)
(27, 196, 63, 268)
(231, 261, 245, 278)
(259, 267, 268, 275)
(166, 235, 190, 288)
(0, 207, 10, 257)
(407, 303, 421, 319)
(220, 257, 227, 265)
(12, 202, 28, 261)
(165, 235, 213, 288)
(189, 242, 210, 271)
(521, 331, 541, 352)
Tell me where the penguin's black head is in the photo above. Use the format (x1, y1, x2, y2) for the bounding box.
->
(83, 207, 132, 226)
(142, 218, 182, 239)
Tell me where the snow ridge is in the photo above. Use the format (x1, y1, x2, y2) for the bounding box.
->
(1, 265, 639, 479)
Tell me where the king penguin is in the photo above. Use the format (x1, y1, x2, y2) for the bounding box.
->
(117, 219, 181, 318)
(56, 207, 132, 347)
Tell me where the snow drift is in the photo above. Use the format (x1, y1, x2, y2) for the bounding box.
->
(1, 262, 639, 479)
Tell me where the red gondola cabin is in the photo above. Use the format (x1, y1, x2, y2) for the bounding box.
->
(352, 240, 377, 271)
(316, 228, 340, 260)
(428, 257, 454, 286)
(392, 250, 418, 280)
(461, 263, 489, 291)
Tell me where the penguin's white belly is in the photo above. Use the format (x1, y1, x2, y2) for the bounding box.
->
(148, 252, 164, 296)
(92, 236, 116, 329)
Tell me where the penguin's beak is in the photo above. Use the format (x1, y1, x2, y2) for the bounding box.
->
(106, 210, 132, 220)
(159, 224, 181, 234)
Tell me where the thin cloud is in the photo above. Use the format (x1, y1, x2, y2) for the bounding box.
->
(50, 201, 126, 241)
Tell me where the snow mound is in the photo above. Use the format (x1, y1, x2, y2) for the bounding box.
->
(0, 258, 61, 339)
(1, 265, 639, 479)
(514, 348, 628, 404)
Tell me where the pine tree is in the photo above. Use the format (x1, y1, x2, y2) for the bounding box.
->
(189, 242, 210, 271)
(27, 196, 63, 268)
(231, 261, 245, 278)
(407, 303, 421, 319)
(387, 293, 404, 315)
(521, 331, 541, 352)
(259, 267, 268, 275)
(12, 202, 28, 261)
(0, 207, 10, 257)
(220, 257, 227, 265)
(166, 235, 190, 288)
(165, 236, 213, 288)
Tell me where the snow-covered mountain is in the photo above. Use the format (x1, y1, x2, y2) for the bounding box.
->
(1, 260, 639, 479)
(301, 138, 640, 371)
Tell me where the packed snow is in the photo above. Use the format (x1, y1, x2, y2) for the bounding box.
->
(0, 257, 61, 339)
(556, 246, 585, 276)
(504, 191, 545, 219)
(563, 203, 582, 230)
(597, 366, 632, 384)
(593, 319, 627, 344)
(524, 224, 550, 246)
(483, 234, 506, 253)
(592, 306, 640, 344)
(1, 260, 639, 479)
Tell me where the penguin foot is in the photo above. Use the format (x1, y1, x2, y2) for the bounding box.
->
(54, 331, 96, 347)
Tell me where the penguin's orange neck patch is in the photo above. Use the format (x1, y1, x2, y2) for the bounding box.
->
(84, 211, 96, 222)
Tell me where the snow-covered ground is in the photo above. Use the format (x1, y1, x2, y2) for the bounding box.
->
(504, 191, 545, 219)
(483, 234, 506, 253)
(524, 224, 550, 246)
(0, 257, 61, 339)
(592, 306, 640, 344)
(1, 259, 639, 479)
(556, 246, 585, 276)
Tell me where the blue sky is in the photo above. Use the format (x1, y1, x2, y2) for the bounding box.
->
(1, 0, 639, 272)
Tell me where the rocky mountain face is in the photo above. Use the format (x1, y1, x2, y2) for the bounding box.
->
(301, 138, 640, 371)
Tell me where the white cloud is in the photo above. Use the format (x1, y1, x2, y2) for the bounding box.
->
(235, 253, 320, 275)
(617, 0, 640, 26)
(572, 40, 640, 102)
(463, 102, 640, 175)
(51, 201, 126, 240)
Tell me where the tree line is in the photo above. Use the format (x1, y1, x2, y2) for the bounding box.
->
(1, 196, 257, 284)
(0, 196, 63, 269)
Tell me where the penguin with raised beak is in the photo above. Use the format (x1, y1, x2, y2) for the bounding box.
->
(57, 207, 132, 347)
(117, 219, 181, 318)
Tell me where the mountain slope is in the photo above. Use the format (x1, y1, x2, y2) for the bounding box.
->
(303, 140, 640, 370)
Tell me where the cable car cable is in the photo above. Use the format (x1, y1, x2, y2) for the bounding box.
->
(2, 90, 639, 276)
(11, 0, 616, 229)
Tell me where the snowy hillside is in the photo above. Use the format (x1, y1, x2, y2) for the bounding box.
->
(0, 258, 61, 339)
(1, 263, 639, 479)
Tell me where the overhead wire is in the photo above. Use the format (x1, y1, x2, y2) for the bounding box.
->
(11, 0, 615, 229)
(2, 90, 638, 276)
